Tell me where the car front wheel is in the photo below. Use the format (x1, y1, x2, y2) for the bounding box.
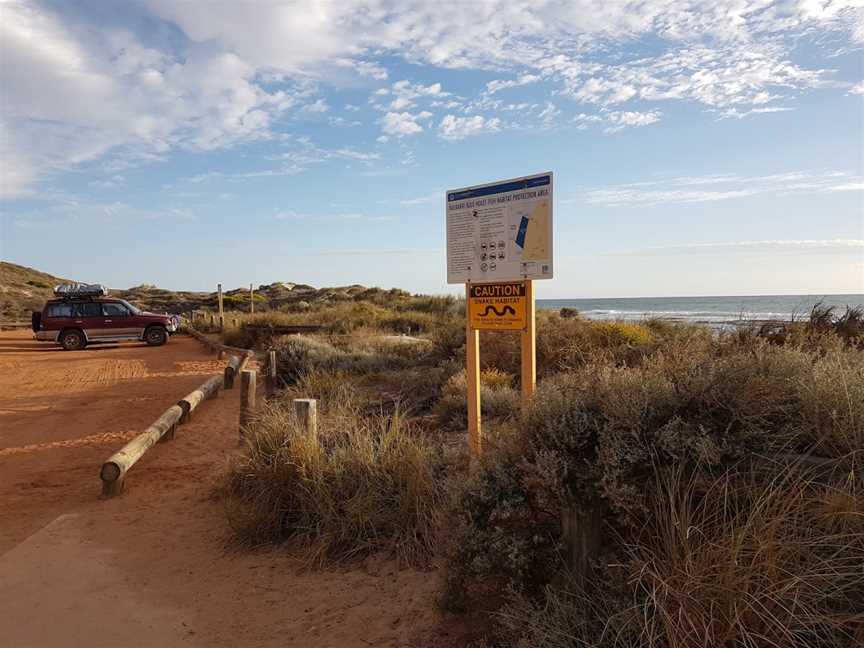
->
(60, 329, 86, 351)
(145, 326, 168, 346)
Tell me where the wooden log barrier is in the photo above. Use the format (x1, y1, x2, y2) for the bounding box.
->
(239, 369, 257, 441)
(100, 404, 184, 496)
(222, 353, 248, 390)
(293, 398, 317, 440)
(177, 375, 222, 423)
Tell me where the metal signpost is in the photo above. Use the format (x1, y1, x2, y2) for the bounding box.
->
(446, 172, 553, 458)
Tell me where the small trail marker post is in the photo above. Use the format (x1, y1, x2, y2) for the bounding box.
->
(266, 349, 277, 399)
(250, 283, 254, 314)
(446, 172, 553, 460)
(217, 283, 224, 331)
(239, 369, 257, 441)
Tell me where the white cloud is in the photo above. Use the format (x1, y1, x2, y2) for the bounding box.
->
(381, 112, 424, 137)
(485, 73, 541, 94)
(850, 81, 864, 95)
(610, 239, 864, 256)
(0, 1, 299, 196)
(302, 98, 330, 113)
(400, 191, 440, 206)
(2, 0, 861, 194)
(719, 106, 794, 119)
(583, 170, 864, 206)
(438, 115, 501, 140)
(604, 110, 662, 133)
(572, 110, 661, 132)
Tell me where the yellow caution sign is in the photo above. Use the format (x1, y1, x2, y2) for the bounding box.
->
(468, 281, 527, 330)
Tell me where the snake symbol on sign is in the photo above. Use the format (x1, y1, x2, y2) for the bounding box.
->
(479, 305, 517, 317)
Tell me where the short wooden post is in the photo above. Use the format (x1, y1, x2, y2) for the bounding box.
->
(561, 498, 604, 588)
(224, 366, 235, 389)
(217, 283, 224, 331)
(293, 399, 317, 440)
(250, 283, 254, 314)
(267, 349, 277, 399)
(209, 313, 215, 327)
(465, 284, 481, 458)
(239, 369, 257, 440)
(521, 279, 536, 408)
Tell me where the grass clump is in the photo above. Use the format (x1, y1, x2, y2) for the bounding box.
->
(493, 463, 864, 648)
(435, 369, 520, 430)
(224, 404, 445, 566)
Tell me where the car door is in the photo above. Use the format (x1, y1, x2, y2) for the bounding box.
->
(100, 301, 138, 338)
(72, 301, 106, 340)
(43, 302, 75, 339)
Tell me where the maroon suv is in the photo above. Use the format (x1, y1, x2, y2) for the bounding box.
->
(33, 296, 179, 350)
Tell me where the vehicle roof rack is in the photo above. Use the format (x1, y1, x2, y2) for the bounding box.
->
(53, 283, 109, 299)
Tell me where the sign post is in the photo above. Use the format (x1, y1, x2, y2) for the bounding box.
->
(465, 285, 482, 457)
(520, 280, 536, 406)
(447, 172, 553, 459)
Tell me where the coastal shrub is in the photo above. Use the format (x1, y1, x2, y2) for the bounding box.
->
(271, 335, 419, 385)
(435, 369, 520, 429)
(442, 340, 864, 614)
(492, 463, 864, 648)
(224, 404, 445, 565)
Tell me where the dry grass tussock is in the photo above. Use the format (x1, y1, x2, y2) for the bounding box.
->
(223, 403, 445, 566)
(493, 461, 864, 648)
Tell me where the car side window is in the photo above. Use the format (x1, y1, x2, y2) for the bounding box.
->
(74, 303, 102, 317)
(102, 303, 130, 317)
(47, 304, 73, 318)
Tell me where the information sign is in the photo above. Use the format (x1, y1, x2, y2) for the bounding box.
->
(446, 172, 553, 284)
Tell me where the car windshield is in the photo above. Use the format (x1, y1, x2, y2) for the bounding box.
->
(119, 300, 141, 315)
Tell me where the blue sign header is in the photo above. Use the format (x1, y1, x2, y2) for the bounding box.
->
(448, 174, 551, 202)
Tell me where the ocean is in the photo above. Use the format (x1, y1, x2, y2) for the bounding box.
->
(537, 294, 864, 327)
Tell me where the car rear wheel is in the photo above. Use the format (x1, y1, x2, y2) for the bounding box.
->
(145, 326, 167, 346)
(60, 329, 86, 351)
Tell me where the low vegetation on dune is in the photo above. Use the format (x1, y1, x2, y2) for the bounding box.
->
(220, 293, 864, 646)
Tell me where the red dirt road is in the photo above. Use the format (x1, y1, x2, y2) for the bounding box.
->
(0, 330, 454, 648)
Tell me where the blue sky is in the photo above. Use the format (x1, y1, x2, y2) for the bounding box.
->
(1, 0, 862, 298)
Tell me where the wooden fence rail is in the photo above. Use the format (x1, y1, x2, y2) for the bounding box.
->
(100, 330, 254, 497)
(100, 404, 185, 496)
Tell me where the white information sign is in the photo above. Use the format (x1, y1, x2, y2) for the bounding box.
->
(446, 172, 553, 284)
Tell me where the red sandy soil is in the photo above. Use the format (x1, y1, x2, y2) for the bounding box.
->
(0, 330, 468, 647)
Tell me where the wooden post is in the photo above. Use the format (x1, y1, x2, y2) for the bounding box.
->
(217, 283, 224, 331)
(465, 284, 481, 458)
(224, 366, 235, 389)
(561, 498, 604, 588)
(267, 349, 277, 399)
(239, 369, 257, 440)
(521, 279, 536, 408)
(293, 399, 317, 440)
(250, 283, 254, 314)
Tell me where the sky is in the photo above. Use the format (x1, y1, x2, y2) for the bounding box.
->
(0, 0, 862, 298)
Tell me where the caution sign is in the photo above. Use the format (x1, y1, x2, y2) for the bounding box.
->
(468, 282, 527, 330)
